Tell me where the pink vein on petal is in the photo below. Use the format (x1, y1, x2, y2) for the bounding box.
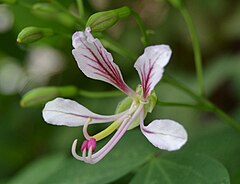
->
(72, 31, 135, 96)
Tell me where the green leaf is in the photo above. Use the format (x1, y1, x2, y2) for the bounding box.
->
(8, 154, 66, 184)
(183, 126, 240, 180)
(232, 170, 240, 184)
(8, 130, 156, 184)
(130, 152, 230, 184)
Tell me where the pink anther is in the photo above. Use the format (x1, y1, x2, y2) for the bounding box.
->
(87, 138, 97, 152)
(81, 140, 88, 152)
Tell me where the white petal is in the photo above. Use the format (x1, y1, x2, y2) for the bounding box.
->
(72, 28, 134, 96)
(42, 98, 126, 127)
(141, 119, 187, 151)
(134, 45, 172, 98)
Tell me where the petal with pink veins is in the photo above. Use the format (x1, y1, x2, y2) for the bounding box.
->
(72, 28, 135, 97)
(134, 45, 172, 98)
(141, 119, 187, 151)
(42, 98, 127, 127)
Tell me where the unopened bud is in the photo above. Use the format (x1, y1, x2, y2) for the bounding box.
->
(17, 27, 54, 44)
(86, 6, 131, 32)
(20, 86, 78, 107)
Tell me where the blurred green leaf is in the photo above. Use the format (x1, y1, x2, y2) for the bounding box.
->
(232, 170, 240, 184)
(204, 54, 240, 95)
(184, 126, 240, 180)
(8, 154, 66, 184)
(130, 152, 230, 184)
(8, 130, 156, 184)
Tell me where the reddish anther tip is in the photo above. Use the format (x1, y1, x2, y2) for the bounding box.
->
(81, 140, 88, 152)
(87, 138, 97, 152)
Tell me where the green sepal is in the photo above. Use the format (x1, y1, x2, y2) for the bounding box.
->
(115, 87, 157, 130)
(86, 6, 131, 32)
(20, 86, 78, 107)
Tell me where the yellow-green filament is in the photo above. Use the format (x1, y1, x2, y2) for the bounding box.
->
(92, 120, 120, 141)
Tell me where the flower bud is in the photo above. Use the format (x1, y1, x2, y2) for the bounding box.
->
(20, 86, 78, 107)
(86, 6, 131, 32)
(17, 27, 54, 44)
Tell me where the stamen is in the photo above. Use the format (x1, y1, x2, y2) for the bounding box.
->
(86, 146, 93, 163)
(71, 139, 85, 161)
(92, 120, 120, 141)
(88, 104, 144, 164)
(83, 118, 92, 140)
(82, 148, 87, 162)
(81, 140, 88, 152)
(71, 103, 142, 164)
(91, 102, 137, 141)
(87, 138, 97, 151)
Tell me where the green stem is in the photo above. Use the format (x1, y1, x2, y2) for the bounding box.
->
(101, 37, 137, 61)
(162, 75, 240, 133)
(76, 0, 85, 19)
(157, 101, 205, 110)
(207, 102, 240, 131)
(131, 11, 149, 47)
(179, 6, 203, 96)
(78, 90, 124, 98)
(48, 0, 85, 26)
(162, 75, 200, 102)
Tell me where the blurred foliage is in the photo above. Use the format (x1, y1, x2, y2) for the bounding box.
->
(0, 0, 240, 183)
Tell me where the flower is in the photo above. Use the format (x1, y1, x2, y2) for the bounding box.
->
(42, 27, 187, 164)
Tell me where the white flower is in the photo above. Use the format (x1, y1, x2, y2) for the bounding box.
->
(42, 28, 187, 164)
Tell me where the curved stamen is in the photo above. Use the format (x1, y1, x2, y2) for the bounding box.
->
(83, 118, 92, 140)
(87, 101, 138, 141)
(71, 139, 85, 161)
(82, 148, 87, 162)
(81, 140, 88, 152)
(86, 146, 93, 163)
(88, 104, 144, 164)
(71, 102, 141, 164)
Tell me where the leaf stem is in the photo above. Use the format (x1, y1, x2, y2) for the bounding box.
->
(76, 0, 85, 19)
(78, 90, 124, 98)
(162, 75, 240, 133)
(179, 6, 203, 96)
(157, 101, 205, 110)
(131, 11, 149, 47)
(101, 37, 137, 61)
(48, 0, 85, 26)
